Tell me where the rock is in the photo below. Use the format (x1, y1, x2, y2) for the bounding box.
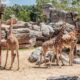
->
(13, 21, 26, 28)
(40, 22, 54, 36)
(1, 19, 80, 48)
(29, 37, 36, 47)
(40, 22, 50, 36)
(50, 20, 75, 32)
(28, 47, 55, 63)
(25, 22, 33, 29)
(74, 58, 80, 64)
(36, 50, 55, 65)
(47, 75, 80, 80)
(61, 53, 80, 64)
(29, 43, 80, 64)
(45, 51, 55, 62)
(48, 21, 75, 38)
(46, 7, 78, 24)
(29, 30, 42, 38)
(28, 47, 41, 63)
(61, 53, 69, 64)
(32, 25, 41, 31)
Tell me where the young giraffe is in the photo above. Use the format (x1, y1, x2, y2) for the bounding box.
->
(39, 23, 66, 67)
(39, 14, 79, 67)
(52, 12, 79, 66)
(4, 18, 19, 70)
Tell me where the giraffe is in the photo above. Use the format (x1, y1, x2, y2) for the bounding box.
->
(4, 17, 19, 70)
(39, 13, 79, 67)
(39, 23, 66, 67)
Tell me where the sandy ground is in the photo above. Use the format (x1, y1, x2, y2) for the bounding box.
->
(0, 48, 80, 80)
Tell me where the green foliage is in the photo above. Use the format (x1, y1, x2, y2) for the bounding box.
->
(3, 4, 46, 22)
(3, 0, 80, 22)
(36, 0, 51, 6)
(3, 5, 31, 21)
(3, 7, 14, 20)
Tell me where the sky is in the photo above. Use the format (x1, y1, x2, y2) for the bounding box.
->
(5, 0, 36, 6)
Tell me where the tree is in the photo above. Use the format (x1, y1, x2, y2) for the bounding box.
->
(36, 0, 51, 6)
(3, 5, 31, 21)
(3, 0, 80, 22)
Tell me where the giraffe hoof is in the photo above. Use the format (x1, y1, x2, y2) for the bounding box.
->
(16, 67, 19, 71)
(59, 66, 62, 68)
(56, 64, 59, 66)
(0, 66, 5, 70)
(3, 67, 6, 69)
(69, 64, 73, 66)
(62, 64, 65, 66)
(8, 67, 12, 70)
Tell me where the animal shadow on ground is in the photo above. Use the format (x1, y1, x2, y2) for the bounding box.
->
(32, 63, 62, 69)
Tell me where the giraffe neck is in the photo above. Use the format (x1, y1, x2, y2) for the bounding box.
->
(70, 13, 78, 37)
(9, 18, 13, 34)
(9, 25, 13, 34)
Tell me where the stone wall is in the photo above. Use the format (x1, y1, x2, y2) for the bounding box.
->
(1, 20, 79, 48)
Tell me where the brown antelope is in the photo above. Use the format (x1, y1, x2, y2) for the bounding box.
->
(3, 17, 19, 70)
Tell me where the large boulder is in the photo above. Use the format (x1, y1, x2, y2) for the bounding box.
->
(28, 47, 80, 64)
(28, 47, 41, 63)
(74, 58, 80, 64)
(29, 30, 42, 38)
(49, 20, 75, 33)
(61, 52, 80, 64)
(32, 25, 41, 31)
(40, 22, 54, 36)
(28, 47, 55, 63)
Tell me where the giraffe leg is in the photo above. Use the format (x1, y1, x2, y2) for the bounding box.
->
(16, 49, 19, 70)
(69, 49, 74, 66)
(9, 49, 14, 70)
(73, 45, 77, 57)
(60, 54, 65, 66)
(43, 54, 47, 66)
(56, 50, 61, 67)
(55, 49, 60, 66)
(59, 50, 65, 66)
(39, 52, 42, 67)
(69, 43, 75, 66)
(48, 56, 52, 68)
(4, 48, 9, 68)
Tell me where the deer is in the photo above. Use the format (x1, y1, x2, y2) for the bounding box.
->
(3, 17, 19, 70)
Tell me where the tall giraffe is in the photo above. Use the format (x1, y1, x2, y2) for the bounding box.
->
(39, 17, 79, 67)
(53, 12, 79, 66)
(4, 17, 19, 70)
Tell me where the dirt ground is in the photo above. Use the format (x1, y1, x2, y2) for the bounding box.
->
(0, 48, 80, 80)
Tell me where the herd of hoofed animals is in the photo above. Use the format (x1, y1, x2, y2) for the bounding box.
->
(0, 12, 80, 70)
